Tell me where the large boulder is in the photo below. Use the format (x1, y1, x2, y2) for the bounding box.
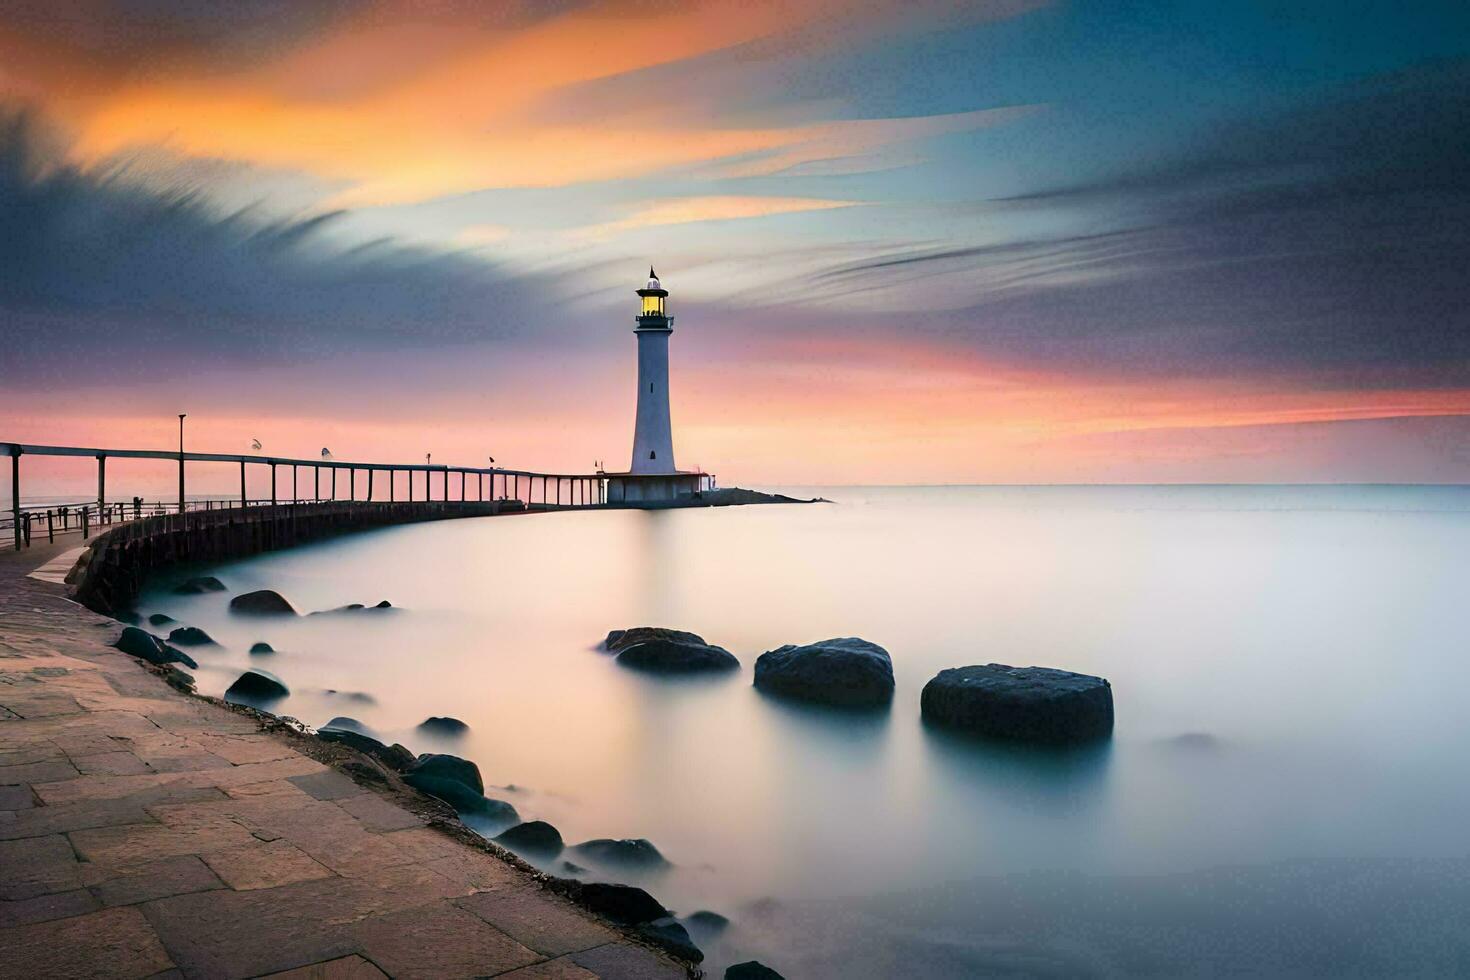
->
(605, 627, 707, 653)
(617, 639, 739, 674)
(167, 626, 216, 646)
(920, 664, 1114, 744)
(249, 642, 274, 655)
(229, 590, 297, 615)
(113, 627, 197, 670)
(416, 716, 469, 736)
(224, 668, 289, 704)
(753, 638, 894, 708)
(494, 820, 564, 856)
(409, 753, 484, 794)
(320, 716, 372, 735)
(575, 882, 670, 925)
(147, 613, 176, 626)
(727, 962, 785, 979)
(172, 576, 226, 595)
(571, 838, 669, 869)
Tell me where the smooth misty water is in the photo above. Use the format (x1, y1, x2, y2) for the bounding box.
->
(138, 486, 1470, 977)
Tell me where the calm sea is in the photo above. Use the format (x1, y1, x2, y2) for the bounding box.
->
(138, 485, 1470, 977)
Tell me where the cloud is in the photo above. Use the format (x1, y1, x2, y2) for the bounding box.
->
(792, 60, 1470, 386)
(573, 195, 859, 239)
(0, 109, 555, 384)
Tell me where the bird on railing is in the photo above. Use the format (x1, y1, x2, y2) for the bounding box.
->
(251, 439, 262, 450)
(321, 448, 333, 459)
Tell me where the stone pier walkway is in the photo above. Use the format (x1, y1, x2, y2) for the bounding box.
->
(0, 543, 687, 980)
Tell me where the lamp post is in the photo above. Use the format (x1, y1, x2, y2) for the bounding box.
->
(177, 414, 187, 514)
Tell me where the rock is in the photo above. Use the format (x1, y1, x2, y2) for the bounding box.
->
(147, 613, 176, 626)
(224, 668, 289, 704)
(163, 666, 196, 693)
(166, 626, 216, 646)
(310, 600, 392, 616)
(229, 590, 297, 615)
(560, 860, 587, 875)
(605, 626, 708, 653)
(576, 882, 670, 925)
(409, 753, 484, 794)
(727, 962, 784, 979)
(494, 820, 564, 856)
(316, 728, 415, 771)
(113, 627, 197, 669)
(638, 917, 702, 962)
(172, 576, 226, 595)
(249, 642, 274, 655)
(402, 772, 518, 823)
(920, 664, 1114, 744)
(374, 600, 392, 609)
(684, 910, 729, 934)
(571, 838, 669, 869)
(416, 716, 469, 736)
(321, 716, 371, 735)
(617, 639, 740, 674)
(117, 610, 141, 625)
(754, 637, 894, 708)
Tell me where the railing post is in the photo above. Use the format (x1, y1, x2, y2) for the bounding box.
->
(331, 465, 337, 501)
(315, 465, 320, 503)
(240, 459, 247, 508)
(97, 454, 106, 518)
(389, 469, 395, 503)
(368, 468, 374, 502)
(81, 505, 90, 540)
(270, 462, 277, 506)
(9, 447, 20, 551)
(350, 468, 355, 502)
(46, 509, 54, 543)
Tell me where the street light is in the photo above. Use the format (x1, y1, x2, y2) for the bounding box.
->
(177, 414, 187, 514)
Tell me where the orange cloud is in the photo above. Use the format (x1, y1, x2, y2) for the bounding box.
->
(3, 0, 1042, 206)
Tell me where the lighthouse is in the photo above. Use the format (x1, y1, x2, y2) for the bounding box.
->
(631, 268, 676, 474)
(603, 268, 712, 504)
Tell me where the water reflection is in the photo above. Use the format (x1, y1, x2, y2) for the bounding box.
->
(134, 486, 1470, 977)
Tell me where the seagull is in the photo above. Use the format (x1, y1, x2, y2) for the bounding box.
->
(250, 439, 262, 450)
(321, 448, 333, 459)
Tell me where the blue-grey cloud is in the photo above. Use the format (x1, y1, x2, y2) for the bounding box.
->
(809, 60, 1470, 386)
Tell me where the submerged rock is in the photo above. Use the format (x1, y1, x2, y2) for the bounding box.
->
(560, 860, 588, 875)
(172, 575, 226, 595)
(147, 613, 176, 626)
(575, 882, 670, 925)
(316, 727, 415, 771)
(409, 753, 484, 794)
(116, 610, 141, 625)
(249, 642, 274, 655)
(616, 639, 739, 674)
(230, 590, 297, 615)
(114, 627, 197, 670)
(224, 668, 289, 704)
(571, 838, 669, 869)
(684, 910, 730, 934)
(310, 600, 393, 616)
(754, 637, 894, 708)
(403, 772, 518, 824)
(167, 626, 216, 646)
(920, 664, 1114, 744)
(605, 626, 707, 653)
(416, 716, 469, 736)
(494, 820, 564, 856)
(638, 917, 702, 963)
(727, 962, 784, 980)
(321, 716, 371, 735)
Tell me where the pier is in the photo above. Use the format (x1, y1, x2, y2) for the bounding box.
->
(3, 440, 716, 553)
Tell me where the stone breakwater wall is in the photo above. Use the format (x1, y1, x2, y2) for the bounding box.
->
(69, 500, 508, 616)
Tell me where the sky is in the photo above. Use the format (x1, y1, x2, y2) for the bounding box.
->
(2, 0, 1469, 491)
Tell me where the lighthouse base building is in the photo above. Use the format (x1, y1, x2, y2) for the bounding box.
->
(602, 269, 713, 504)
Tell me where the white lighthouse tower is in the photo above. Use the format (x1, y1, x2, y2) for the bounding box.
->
(604, 268, 711, 504)
(631, 268, 676, 474)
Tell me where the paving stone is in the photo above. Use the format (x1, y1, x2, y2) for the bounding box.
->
(202, 838, 335, 890)
(0, 758, 80, 784)
(74, 751, 153, 775)
(0, 784, 35, 809)
(0, 832, 84, 899)
(69, 813, 259, 864)
(0, 887, 100, 927)
(88, 854, 226, 907)
(423, 848, 528, 892)
(261, 954, 391, 979)
(336, 792, 424, 832)
(496, 958, 601, 980)
(33, 754, 327, 805)
(458, 888, 619, 957)
(0, 785, 225, 841)
(349, 903, 542, 980)
(0, 904, 174, 979)
(571, 942, 690, 979)
(0, 743, 65, 767)
(191, 732, 297, 765)
(290, 769, 366, 801)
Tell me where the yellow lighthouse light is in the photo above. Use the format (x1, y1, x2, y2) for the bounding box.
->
(636, 266, 669, 320)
